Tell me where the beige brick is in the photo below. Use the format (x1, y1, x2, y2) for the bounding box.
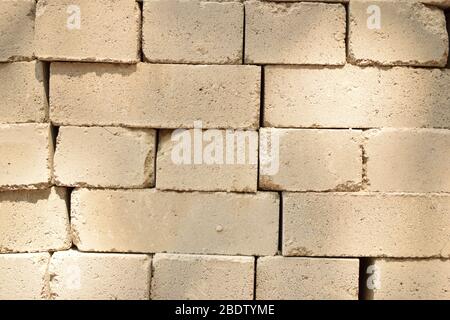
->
(71, 189, 279, 256)
(0, 61, 47, 124)
(368, 259, 450, 300)
(49, 250, 151, 300)
(264, 65, 450, 129)
(0, 0, 35, 61)
(50, 62, 260, 129)
(283, 192, 450, 257)
(54, 126, 156, 188)
(365, 129, 450, 192)
(151, 253, 254, 300)
(349, 1, 448, 67)
(143, 0, 243, 64)
(245, 1, 346, 65)
(259, 129, 362, 192)
(35, 0, 140, 63)
(0, 124, 53, 190)
(0, 253, 50, 300)
(157, 129, 258, 192)
(257, 257, 359, 300)
(0, 188, 71, 253)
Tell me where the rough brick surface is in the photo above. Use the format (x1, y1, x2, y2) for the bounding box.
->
(283, 192, 450, 257)
(71, 189, 279, 256)
(0, 0, 35, 61)
(0, 61, 47, 124)
(259, 129, 362, 192)
(368, 259, 450, 300)
(157, 129, 258, 192)
(151, 253, 254, 300)
(245, 1, 346, 65)
(257, 257, 359, 300)
(264, 65, 450, 129)
(49, 250, 151, 300)
(54, 126, 156, 188)
(365, 129, 450, 193)
(143, 0, 243, 64)
(0, 124, 53, 190)
(349, 1, 448, 67)
(50, 62, 260, 129)
(0, 188, 71, 253)
(35, 0, 140, 63)
(0, 253, 50, 300)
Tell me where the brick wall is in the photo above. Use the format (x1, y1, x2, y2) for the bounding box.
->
(0, 0, 449, 300)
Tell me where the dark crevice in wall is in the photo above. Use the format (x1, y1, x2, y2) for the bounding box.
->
(345, 2, 350, 63)
(259, 67, 265, 128)
(277, 192, 283, 254)
(153, 130, 160, 187)
(242, 3, 246, 64)
(42, 61, 50, 121)
(138, 0, 144, 62)
(253, 256, 258, 300)
(359, 257, 376, 300)
(446, 10, 450, 68)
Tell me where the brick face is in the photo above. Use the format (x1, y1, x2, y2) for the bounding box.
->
(50, 62, 260, 129)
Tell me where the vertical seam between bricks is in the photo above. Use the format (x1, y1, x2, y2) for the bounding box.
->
(242, 1, 246, 64)
(278, 191, 283, 254)
(253, 256, 257, 300)
(138, 0, 144, 62)
(345, 1, 350, 63)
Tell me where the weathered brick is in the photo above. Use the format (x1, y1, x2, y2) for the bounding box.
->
(151, 253, 254, 300)
(264, 65, 450, 129)
(49, 250, 151, 300)
(50, 62, 260, 129)
(259, 129, 362, 192)
(365, 129, 450, 192)
(245, 1, 346, 65)
(0, 61, 47, 124)
(54, 126, 156, 188)
(0, 0, 35, 61)
(283, 192, 450, 257)
(257, 257, 359, 300)
(349, 1, 448, 67)
(0, 124, 53, 190)
(0, 188, 71, 253)
(71, 189, 279, 256)
(157, 129, 258, 192)
(35, 0, 140, 63)
(0, 253, 50, 300)
(367, 259, 450, 300)
(143, 0, 243, 64)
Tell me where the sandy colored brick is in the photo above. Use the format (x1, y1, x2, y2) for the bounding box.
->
(50, 62, 260, 129)
(245, 1, 346, 65)
(259, 129, 362, 192)
(49, 250, 151, 300)
(264, 65, 450, 129)
(0, 124, 53, 190)
(0, 61, 47, 123)
(0, 0, 35, 61)
(283, 192, 450, 257)
(143, 0, 243, 64)
(151, 253, 254, 300)
(368, 259, 450, 300)
(349, 1, 448, 67)
(54, 126, 156, 188)
(257, 257, 359, 300)
(71, 189, 279, 256)
(365, 129, 450, 193)
(0, 187, 71, 253)
(157, 129, 258, 192)
(35, 0, 140, 63)
(0, 253, 50, 300)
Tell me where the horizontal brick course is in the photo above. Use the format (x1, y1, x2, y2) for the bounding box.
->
(50, 62, 260, 129)
(143, 0, 243, 64)
(245, 1, 346, 65)
(35, 0, 140, 63)
(0, 124, 53, 190)
(54, 126, 156, 188)
(71, 189, 279, 256)
(257, 257, 359, 300)
(264, 65, 450, 129)
(151, 253, 254, 300)
(49, 250, 151, 300)
(283, 192, 450, 257)
(0, 187, 71, 253)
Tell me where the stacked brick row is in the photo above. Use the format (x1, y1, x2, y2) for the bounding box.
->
(0, 0, 449, 300)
